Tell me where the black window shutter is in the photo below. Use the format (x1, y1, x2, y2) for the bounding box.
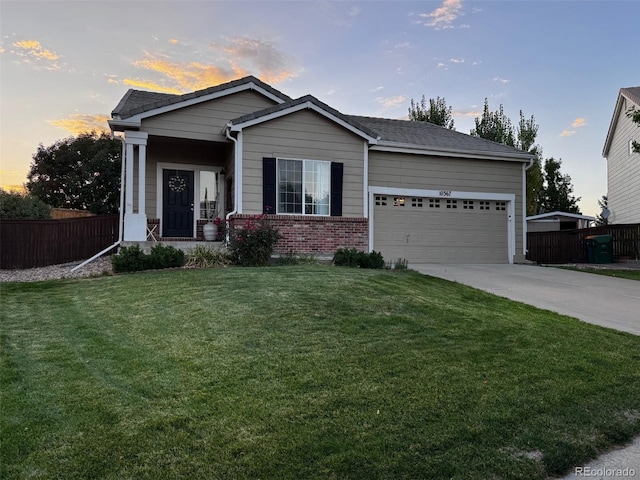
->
(330, 162, 343, 217)
(263, 158, 277, 214)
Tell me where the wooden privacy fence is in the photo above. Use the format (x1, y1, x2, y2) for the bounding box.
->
(526, 224, 640, 264)
(1, 215, 118, 269)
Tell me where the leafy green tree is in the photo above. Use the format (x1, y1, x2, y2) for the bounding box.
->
(0, 189, 51, 219)
(594, 195, 609, 226)
(626, 106, 640, 154)
(408, 95, 455, 129)
(470, 98, 515, 146)
(540, 157, 581, 214)
(26, 132, 121, 214)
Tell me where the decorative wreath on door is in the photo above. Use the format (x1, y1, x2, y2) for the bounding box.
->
(168, 174, 187, 193)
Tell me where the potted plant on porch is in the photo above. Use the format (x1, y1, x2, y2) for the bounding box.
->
(202, 188, 218, 241)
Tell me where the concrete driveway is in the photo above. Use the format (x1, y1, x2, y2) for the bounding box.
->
(411, 264, 640, 336)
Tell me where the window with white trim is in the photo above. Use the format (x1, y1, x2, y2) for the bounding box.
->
(277, 159, 330, 215)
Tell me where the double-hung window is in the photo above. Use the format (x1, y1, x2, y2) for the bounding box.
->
(277, 159, 330, 215)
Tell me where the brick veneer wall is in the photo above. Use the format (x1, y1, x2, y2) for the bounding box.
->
(230, 214, 369, 255)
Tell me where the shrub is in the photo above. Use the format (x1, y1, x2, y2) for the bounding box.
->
(147, 244, 185, 270)
(333, 248, 363, 267)
(111, 245, 148, 273)
(111, 244, 185, 273)
(333, 248, 385, 269)
(228, 215, 281, 266)
(0, 188, 51, 219)
(186, 245, 231, 268)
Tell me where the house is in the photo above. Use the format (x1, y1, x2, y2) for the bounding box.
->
(526, 211, 595, 232)
(109, 76, 534, 264)
(603, 86, 640, 224)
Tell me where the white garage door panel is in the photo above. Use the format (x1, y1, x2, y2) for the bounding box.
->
(373, 196, 508, 264)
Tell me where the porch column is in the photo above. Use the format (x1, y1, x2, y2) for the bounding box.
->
(123, 131, 149, 241)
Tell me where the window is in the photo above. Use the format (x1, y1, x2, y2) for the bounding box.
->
(393, 197, 406, 207)
(411, 197, 423, 208)
(199, 170, 218, 220)
(429, 198, 441, 208)
(479, 201, 490, 210)
(277, 159, 330, 215)
(446, 199, 458, 209)
(375, 196, 387, 206)
(463, 200, 474, 210)
(495, 201, 506, 211)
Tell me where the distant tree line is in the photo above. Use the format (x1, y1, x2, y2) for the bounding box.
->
(409, 96, 582, 216)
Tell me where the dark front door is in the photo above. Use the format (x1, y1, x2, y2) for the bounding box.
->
(163, 169, 194, 237)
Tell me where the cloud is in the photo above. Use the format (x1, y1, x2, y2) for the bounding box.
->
(416, 0, 463, 29)
(124, 36, 298, 93)
(572, 118, 586, 128)
(493, 76, 510, 84)
(450, 58, 465, 64)
(559, 130, 576, 137)
(376, 95, 406, 108)
(49, 114, 111, 135)
(10, 39, 60, 69)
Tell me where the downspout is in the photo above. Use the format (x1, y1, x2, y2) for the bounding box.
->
(224, 124, 238, 242)
(71, 133, 126, 272)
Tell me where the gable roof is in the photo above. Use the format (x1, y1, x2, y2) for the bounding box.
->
(351, 115, 533, 161)
(229, 95, 380, 143)
(526, 211, 595, 222)
(602, 86, 640, 157)
(110, 76, 533, 162)
(110, 75, 292, 121)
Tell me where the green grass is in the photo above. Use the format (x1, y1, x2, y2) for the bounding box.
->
(2, 266, 639, 479)
(556, 266, 640, 281)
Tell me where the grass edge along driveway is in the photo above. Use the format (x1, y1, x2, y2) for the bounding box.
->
(2, 266, 639, 480)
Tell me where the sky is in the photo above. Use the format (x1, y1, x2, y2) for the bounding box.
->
(1, 0, 639, 217)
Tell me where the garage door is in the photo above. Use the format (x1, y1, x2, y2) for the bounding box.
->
(373, 195, 509, 264)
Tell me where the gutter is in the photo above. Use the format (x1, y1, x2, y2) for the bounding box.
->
(71, 133, 126, 272)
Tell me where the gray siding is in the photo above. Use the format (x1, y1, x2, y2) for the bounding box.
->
(241, 110, 366, 216)
(607, 98, 640, 224)
(140, 91, 278, 142)
(369, 150, 525, 258)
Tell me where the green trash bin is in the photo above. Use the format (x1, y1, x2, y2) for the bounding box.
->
(585, 236, 595, 263)
(590, 235, 613, 264)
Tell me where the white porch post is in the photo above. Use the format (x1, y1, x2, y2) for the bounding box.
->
(123, 131, 149, 241)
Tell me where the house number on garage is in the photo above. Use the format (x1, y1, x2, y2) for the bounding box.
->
(439, 190, 452, 197)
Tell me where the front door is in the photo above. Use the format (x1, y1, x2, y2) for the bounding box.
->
(163, 169, 194, 237)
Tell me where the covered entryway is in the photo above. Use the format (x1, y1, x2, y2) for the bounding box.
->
(372, 194, 510, 264)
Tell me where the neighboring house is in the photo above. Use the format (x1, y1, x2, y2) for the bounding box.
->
(109, 76, 534, 264)
(603, 86, 640, 224)
(526, 211, 595, 232)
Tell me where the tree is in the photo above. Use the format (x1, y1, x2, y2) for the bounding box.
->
(539, 157, 581, 214)
(594, 195, 609, 226)
(408, 95, 455, 129)
(470, 98, 515, 146)
(26, 132, 121, 214)
(0, 188, 51, 219)
(627, 106, 640, 154)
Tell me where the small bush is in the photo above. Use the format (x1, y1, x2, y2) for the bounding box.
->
(186, 245, 231, 268)
(393, 258, 409, 270)
(276, 251, 319, 266)
(111, 245, 147, 273)
(333, 248, 363, 267)
(333, 248, 385, 269)
(147, 244, 185, 270)
(111, 244, 185, 273)
(228, 215, 281, 267)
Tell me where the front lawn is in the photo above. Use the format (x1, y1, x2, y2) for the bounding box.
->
(2, 266, 639, 479)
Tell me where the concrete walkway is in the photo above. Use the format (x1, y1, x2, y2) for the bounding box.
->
(411, 263, 640, 479)
(411, 264, 640, 336)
